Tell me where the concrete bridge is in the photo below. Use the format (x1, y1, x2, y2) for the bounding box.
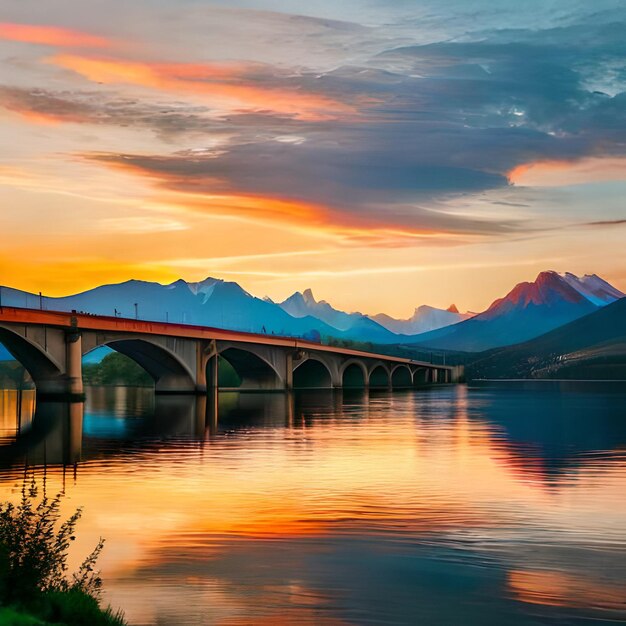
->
(0, 307, 460, 400)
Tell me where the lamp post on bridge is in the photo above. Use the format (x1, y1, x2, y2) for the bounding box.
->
(134, 303, 138, 320)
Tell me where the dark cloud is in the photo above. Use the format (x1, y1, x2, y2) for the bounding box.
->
(84, 148, 526, 237)
(0, 85, 230, 139)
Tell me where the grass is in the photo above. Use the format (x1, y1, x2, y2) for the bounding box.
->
(0, 607, 45, 625)
(0, 593, 127, 625)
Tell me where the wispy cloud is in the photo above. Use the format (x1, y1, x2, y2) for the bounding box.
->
(98, 216, 188, 234)
(582, 219, 626, 227)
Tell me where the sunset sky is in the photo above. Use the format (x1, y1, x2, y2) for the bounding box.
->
(1, 0, 625, 316)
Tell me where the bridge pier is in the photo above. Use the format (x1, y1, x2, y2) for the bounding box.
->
(66, 330, 84, 398)
(195, 342, 207, 393)
(208, 353, 219, 390)
(285, 351, 294, 390)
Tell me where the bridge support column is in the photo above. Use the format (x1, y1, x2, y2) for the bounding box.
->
(66, 330, 84, 399)
(208, 354, 219, 390)
(195, 343, 207, 393)
(285, 352, 293, 390)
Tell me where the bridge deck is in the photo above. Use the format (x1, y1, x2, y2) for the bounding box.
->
(0, 306, 449, 370)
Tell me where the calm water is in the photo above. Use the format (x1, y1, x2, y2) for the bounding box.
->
(1, 384, 626, 625)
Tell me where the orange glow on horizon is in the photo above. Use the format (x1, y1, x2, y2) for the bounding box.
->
(0, 22, 111, 48)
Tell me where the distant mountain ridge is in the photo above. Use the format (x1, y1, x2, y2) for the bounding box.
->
(278, 289, 378, 332)
(277, 288, 473, 337)
(371, 304, 474, 335)
(0, 271, 622, 357)
(277, 289, 416, 342)
(0, 278, 406, 345)
(408, 271, 624, 352)
(467, 296, 626, 380)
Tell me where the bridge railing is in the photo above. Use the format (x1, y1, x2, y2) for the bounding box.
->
(0, 305, 455, 369)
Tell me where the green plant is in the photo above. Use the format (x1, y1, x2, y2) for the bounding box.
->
(0, 477, 104, 605)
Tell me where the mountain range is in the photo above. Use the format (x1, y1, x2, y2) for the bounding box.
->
(275, 289, 394, 342)
(0, 271, 623, 362)
(0, 278, 473, 346)
(466, 296, 626, 380)
(370, 304, 474, 335)
(274, 289, 472, 340)
(407, 271, 623, 352)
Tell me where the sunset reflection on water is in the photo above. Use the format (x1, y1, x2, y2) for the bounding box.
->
(0, 385, 625, 625)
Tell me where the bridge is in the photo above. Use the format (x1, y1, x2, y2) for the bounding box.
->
(0, 307, 460, 399)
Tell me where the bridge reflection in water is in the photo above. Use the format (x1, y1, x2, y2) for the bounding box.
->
(1, 387, 380, 469)
(3, 383, 626, 479)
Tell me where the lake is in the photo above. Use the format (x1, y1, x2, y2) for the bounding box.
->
(1, 383, 625, 625)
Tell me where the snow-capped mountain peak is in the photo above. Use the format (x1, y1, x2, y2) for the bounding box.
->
(559, 272, 624, 306)
(186, 277, 221, 298)
(483, 270, 624, 316)
(370, 304, 473, 335)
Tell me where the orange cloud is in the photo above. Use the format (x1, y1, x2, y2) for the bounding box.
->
(0, 22, 111, 48)
(49, 54, 354, 121)
(162, 192, 477, 248)
(509, 157, 626, 187)
(8, 108, 66, 126)
(79, 153, 474, 245)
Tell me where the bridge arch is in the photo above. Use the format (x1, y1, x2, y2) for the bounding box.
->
(340, 360, 367, 388)
(413, 367, 430, 385)
(0, 326, 65, 395)
(293, 357, 333, 389)
(217, 347, 282, 390)
(104, 338, 196, 393)
(368, 363, 390, 389)
(391, 364, 412, 389)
